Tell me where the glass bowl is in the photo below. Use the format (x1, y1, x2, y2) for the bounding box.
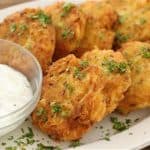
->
(0, 39, 42, 137)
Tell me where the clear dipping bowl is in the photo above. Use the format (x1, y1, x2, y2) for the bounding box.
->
(0, 39, 42, 137)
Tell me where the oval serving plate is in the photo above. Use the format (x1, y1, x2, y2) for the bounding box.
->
(0, 1, 150, 150)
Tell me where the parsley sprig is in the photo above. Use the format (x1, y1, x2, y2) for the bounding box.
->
(31, 11, 51, 27)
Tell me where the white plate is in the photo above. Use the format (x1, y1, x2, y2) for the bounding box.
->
(0, 1, 150, 150)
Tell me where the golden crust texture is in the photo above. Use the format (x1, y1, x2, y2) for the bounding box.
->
(45, 2, 86, 59)
(117, 41, 150, 114)
(0, 8, 56, 72)
(74, 1, 117, 57)
(112, 0, 150, 47)
(82, 49, 131, 115)
(32, 54, 107, 141)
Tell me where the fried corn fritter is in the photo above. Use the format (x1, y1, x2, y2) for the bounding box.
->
(112, 0, 150, 47)
(82, 49, 131, 115)
(117, 42, 150, 114)
(0, 8, 55, 72)
(45, 2, 86, 59)
(32, 54, 107, 141)
(74, 1, 117, 57)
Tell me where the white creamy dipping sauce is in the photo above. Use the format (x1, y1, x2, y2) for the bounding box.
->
(0, 64, 33, 117)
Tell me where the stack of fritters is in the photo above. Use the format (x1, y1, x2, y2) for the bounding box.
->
(0, 0, 150, 141)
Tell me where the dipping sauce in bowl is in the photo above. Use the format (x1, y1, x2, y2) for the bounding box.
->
(0, 39, 42, 137)
(0, 64, 33, 117)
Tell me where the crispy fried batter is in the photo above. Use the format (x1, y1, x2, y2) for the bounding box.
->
(32, 54, 107, 141)
(110, 0, 150, 47)
(82, 49, 131, 115)
(117, 42, 150, 114)
(45, 2, 86, 59)
(0, 8, 56, 72)
(74, 1, 117, 57)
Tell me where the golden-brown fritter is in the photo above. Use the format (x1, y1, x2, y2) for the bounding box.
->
(0, 8, 56, 72)
(32, 54, 107, 141)
(117, 41, 150, 114)
(74, 1, 117, 57)
(112, 0, 150, 47)
(82, 49, 131, 115)
(45, 2, 86, 59)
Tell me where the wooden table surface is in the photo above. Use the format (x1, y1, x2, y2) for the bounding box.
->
(0, 0, 33, 9)
(0, 0, 150, 150)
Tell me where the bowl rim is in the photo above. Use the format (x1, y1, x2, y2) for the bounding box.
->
(0, 39, 43, 119)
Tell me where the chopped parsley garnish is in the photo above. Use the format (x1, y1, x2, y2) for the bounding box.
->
(8, 136, 14, 140)
(118, 14, 128, 24)
(102, 59, 128, 73)
(36, 107, 45, 116)
(99, 32, 105, 40)
(103, 136, 110, 141)
(9, 24, 17, 32)
(37, 143, 61, 150)
(110, 117, 128, 132)
(62, 28, 74, 39)
(5, 147, 17, 150)
(21, 127, 34, 139)
(1, 142, 6, 146)
(51, 102, 62, 114)
(141, 47, 150, 58)
(31, 11, 51, 27)
(136, 18, 147, 25)
(79, 60, 89, 69)
(19, 24, 28, 31)
(64, 82, 74, 94)
(69, 140, 82, 148)
(134, 118, 140, 122)
(73, 67, 86, 80)
(115, 31, 130, 43)
(61, 3, 74, 17)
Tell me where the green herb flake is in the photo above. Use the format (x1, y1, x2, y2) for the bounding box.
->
(118, 62, 128, 73)
(1, 142, 6, 146)
(62, 28, 74, 39)
(73, 67, 86, 80)
(141, 47, 150, 58)
(37, 143, 61, 150)
(69, 140, 82, 148)
(64, 82, 74, 94)
(118, 14, 128, 24)
(138, 18, 147, 25)
(99, 32, 105, 40)
(21, 127, 34, 139)
(19, 24, 28, 31)
(36, 107, 45, 116)
(31, 11, 51, 27)
(102, 59, 128, 74)
(61, 3, 74, 17)
(110, 117, 128, 132)
(115, 31, 130, 43)
(8, 136, 14, 140)
(9, 24, 17, 33)
(80, 60, 89, 69)
(51, 102, 62, 114)
(103, 136, 110, 141)
(5, 147, 17, 150)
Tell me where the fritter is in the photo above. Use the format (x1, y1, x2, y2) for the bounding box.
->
(82, 49, 131, 115)
(0, 8, 55, 72)
(117, 42, 150, 114)
(45, 2, 86, 59)
(74, 1, 117, 57)
(113, 0, 150, 47)
(32, 54, 107, 141)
